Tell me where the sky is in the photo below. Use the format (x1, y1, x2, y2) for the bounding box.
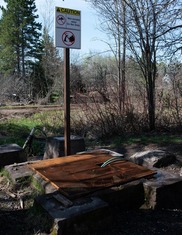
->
(0, 0, 109, 56)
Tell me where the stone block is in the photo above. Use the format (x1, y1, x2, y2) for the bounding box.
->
(35, 193, 109, 235)
(143, 170, 182, 209)
(4, 162, 34, 184)
(93, 180, 145, 209)
(0, 144, 26, 167)
(43, 136, 85, 159)
(32, 173, 57, 194)
(34, 178, 146, 234)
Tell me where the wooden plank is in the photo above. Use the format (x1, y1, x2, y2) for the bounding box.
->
(29, 152, 156, 199)
(29, 154, 95, 170)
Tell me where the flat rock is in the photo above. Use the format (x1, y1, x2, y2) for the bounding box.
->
(128, 150, 176, 168)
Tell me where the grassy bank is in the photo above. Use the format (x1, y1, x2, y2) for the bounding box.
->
(1, 108, 182, 156)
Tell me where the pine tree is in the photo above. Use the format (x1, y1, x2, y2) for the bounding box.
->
(0, 0, 42, 76)
(30, 27, 63, 101)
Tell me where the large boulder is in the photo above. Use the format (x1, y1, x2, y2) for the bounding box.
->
(128, 150, 176, 168)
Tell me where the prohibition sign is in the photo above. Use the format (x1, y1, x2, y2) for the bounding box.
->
(62, 31, 75, 46)
(57, 15, 66, 25)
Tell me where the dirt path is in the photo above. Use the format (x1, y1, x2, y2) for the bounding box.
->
(0, 105, 62, 115)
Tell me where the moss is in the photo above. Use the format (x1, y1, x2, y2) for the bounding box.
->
(0, 167, 13, 184)
(30, 175, 45, 194)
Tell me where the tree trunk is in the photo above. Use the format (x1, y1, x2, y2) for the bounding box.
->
(121, 0, 126, 112)
(147, 71, 155, 131)
(148, 92, 155, 131)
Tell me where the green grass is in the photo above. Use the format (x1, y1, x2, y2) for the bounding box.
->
(1, 109, 182, 156)
(113, 134, 182, 146)
(0, 110, 64, 155)
(0, 110, 64, 134)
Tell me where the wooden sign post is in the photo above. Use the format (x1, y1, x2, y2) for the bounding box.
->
(55, 7, 81, 156)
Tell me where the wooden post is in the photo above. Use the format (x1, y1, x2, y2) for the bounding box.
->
(64, 48, 71, 156)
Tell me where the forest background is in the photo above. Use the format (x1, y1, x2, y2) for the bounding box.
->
(0, 0, 182, 140)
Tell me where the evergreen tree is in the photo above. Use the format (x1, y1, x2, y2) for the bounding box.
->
(30, 27, 63, 101)
(0, 0, 42, 76)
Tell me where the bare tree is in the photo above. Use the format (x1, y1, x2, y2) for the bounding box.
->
(125, 0, 181, 130)
(87, 0, 182, 130)
(166, 61, 182, 125)
(86, 0, 127, 112)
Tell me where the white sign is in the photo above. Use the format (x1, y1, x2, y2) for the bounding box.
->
(55, 7, 81, 49)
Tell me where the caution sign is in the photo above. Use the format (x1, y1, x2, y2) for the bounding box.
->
(56, 7, 80, 16)
(55, 7, 81, 49)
